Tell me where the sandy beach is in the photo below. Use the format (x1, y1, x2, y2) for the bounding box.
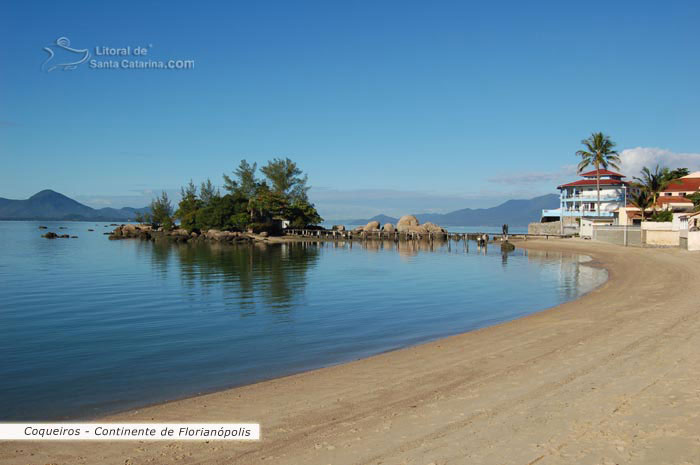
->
(3, 239, 700, 465)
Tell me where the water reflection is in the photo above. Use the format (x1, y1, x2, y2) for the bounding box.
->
(522, 248, 600, 301)
(136, 240, 321, 315)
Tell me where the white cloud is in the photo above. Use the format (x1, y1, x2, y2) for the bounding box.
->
(619, 147, 700, 178)
(486, 148, 700, 191)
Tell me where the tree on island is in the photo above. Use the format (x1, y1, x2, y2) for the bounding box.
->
(149, 191, 174, 230)
(174, 181, 201, 231)
(575, 132, 621, 217)
(167, 158, 322, 233)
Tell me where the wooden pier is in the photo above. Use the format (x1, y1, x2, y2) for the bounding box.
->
(285, 229, 572, 242)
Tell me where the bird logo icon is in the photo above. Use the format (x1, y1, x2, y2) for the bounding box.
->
(42, 37, 90, 72)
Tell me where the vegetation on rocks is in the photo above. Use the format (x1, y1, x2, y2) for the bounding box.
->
(137, 158, 322, 234)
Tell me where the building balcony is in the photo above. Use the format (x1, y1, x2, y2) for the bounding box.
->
(562, 195, 624, 202)
(542, 208, 615, 218)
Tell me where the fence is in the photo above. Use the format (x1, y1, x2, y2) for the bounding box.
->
(591, 225, 642, 247)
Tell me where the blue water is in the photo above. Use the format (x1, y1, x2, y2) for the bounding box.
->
(0, 221, 605, 420)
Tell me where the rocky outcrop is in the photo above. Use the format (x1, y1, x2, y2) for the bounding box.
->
(422, 222, 447, 234)
(109, 224, 261, 245)
(364, 220, 380, 231)
(382, 223, 395, 233)
(332, 225, 345, 231)
(395, 216, 447, 236)
(397, 215, 419, 232)
(41, 231, 73, 239)
(38, 226, 47, 230)
(109, 224, 154, 240)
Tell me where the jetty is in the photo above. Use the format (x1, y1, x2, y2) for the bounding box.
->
(284, 229, 572, 242)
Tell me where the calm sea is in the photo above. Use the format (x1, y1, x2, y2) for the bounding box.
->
(0, 221, 605, 420)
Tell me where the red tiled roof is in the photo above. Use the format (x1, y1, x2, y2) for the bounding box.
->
(558, 179, 628, 188)
(579, 169, 625, 177)
(662, 178, 700, 193)
(656, 196, 693, 206)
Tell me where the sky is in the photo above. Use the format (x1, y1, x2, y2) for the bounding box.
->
(1, 0, 700, 219)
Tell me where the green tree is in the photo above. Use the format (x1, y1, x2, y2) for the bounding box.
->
(195, 192, 250, 231)
(687, 192, 700, 212)
(134, 211, 150, 223)
(150, 191, 173, 230)
(249, 184, 287, 222)
(576, 132, 621, 217)
(649, 209, 673, 222)
(664, 167, 689, 180)
(633, 166, 687, 217)
(199, 179, 220, 206)
(633, 165, 667, 207)
(174, 180, 201, 232)
(287, 199, 323, 228)
(223, 160, 259, 197)
(629, 189, 653, 221)
(223, 160, 261, 221)
(260, 158, 309, 201)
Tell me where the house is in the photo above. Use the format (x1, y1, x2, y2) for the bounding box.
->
(679, 211, 700, 251)
(617, 171, 699, 225)
(658, 170, 700, 206)
(541, 169, 635, 225)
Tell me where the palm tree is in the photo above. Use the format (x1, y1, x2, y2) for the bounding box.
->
(576, 132, 621, 217)
(633, 165, 665, 208)
(629, 189, 652, 221)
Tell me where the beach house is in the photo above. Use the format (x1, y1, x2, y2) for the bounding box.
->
(541, 169, 633, 225)
(658, 171, 700, 208)
(617, 171, 700, 225)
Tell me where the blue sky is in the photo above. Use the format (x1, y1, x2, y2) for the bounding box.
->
(1, 0, 699, 218)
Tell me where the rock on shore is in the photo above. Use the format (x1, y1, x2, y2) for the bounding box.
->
(108, 224, 262, 244)
(363, 221, 380, 231)
(396, 215, 447, 235)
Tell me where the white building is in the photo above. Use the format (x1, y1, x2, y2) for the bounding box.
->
(542, 169, 634, 222)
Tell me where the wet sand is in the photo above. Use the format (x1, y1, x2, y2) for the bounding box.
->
(3, 239, 700, 465)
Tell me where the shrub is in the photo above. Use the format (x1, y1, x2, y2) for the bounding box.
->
(649, 210, 673, 222)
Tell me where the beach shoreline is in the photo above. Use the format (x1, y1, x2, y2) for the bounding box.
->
(3, 238, 700, 464)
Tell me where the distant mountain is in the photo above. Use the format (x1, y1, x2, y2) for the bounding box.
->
(0, 190, 150, 221)
(415, 194, 559, 226)
(328, 194, 559, 227)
